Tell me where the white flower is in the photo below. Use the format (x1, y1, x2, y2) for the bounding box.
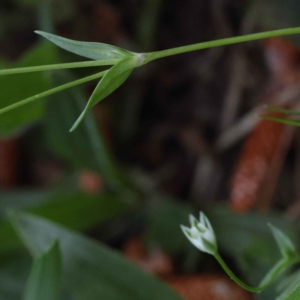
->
(181, 212, 217, 255)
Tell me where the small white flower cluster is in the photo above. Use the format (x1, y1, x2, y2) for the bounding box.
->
(181, 212, 217, 255)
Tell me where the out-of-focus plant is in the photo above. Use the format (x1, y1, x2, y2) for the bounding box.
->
(261, 105, 300, 126)
(2, 26, 300, 300)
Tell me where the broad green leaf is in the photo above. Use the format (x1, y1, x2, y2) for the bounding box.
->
(70, 58, 136, 131)
(0, 42, 57, 137)
(283, 282, 300, 300)
(10, 212, 183, 300)
(36, 31, 133, 61)
(0, 187, 130, 256)
(22, 240, 62, 300)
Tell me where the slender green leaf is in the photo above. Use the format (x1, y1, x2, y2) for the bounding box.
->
(70, 58, 136, 131)
(22, 240, 62, 300)
(10, 212, 183, 300)
(36, 31, 134, 61)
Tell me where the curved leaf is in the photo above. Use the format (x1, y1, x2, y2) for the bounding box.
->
(70, 57, 136, 131)
(36, 31, 134, 61)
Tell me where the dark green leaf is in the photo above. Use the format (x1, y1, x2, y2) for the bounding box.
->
(36, 31, 133, 61)
(10, 212, 183, 300)
(70, 58, 136, 131)
(0, 42, 58, 137)
(22, 240, 62, 300)
(0, 186, 130, 256)
(0, 255, 31, 300)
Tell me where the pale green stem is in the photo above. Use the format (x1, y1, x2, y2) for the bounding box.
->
(0, 59, 118, 76)
(145, 27, 300, 62)
(260, 115, 300, 127)
(214, 252, 299, 293)
(0, 71, 106, 114)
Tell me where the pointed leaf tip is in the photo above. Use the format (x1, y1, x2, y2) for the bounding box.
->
(269, 224, 296, 258)
(70, 58, 136, 130)
(69, 110, 86, 132)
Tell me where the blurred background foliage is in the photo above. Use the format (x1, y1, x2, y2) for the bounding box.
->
(1, 0, 300, 299)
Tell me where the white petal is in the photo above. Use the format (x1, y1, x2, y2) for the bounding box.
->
(189, 214, 198, 227)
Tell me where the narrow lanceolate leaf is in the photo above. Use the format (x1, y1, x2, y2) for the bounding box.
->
(22, 240, 62, 300)
(36, 31, 134, 61)
(70, 57, 136, 131)
(11, 212, 183, 300)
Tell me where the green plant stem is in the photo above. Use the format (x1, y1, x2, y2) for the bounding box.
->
(214, 252, 298, 293)
(0, 71, 106, 114)
(146, 27, 300, 62)
(0, 60, 118, 76)
(259, 115, 300, 127)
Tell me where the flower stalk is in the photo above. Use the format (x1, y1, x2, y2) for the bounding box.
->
(181, 212, 300, 293)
